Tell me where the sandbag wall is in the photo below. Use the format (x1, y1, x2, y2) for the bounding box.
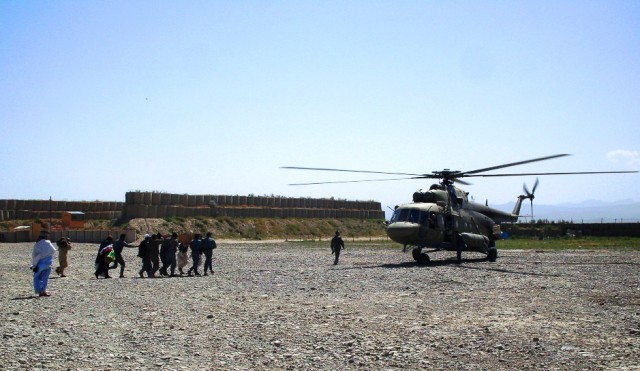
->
(0, 199, 124, 221)
(123, 192, 385, 220)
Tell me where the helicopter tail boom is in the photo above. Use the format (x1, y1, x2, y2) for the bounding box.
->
(468, 201, 519, 223)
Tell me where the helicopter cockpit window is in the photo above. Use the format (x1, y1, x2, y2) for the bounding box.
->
(407, 209, 421, 223)
(391, 208, 410, 223)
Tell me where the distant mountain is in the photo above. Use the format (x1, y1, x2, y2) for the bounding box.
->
(490, 200, 640, 223)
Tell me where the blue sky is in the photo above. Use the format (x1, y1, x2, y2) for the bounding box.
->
(1, 1, 639, 212)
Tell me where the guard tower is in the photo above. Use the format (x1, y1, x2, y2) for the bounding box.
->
(61, 211, 85, 229)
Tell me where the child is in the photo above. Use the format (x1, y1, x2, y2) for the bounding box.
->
(177, 243, 189, 276)
(55, 237, 72, 277)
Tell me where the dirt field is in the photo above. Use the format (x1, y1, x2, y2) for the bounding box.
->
(1, 241, 639, 370)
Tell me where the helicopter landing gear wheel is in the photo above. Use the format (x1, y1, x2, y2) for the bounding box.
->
(412, 247, 430, 265)
(487, 247, 498, 262)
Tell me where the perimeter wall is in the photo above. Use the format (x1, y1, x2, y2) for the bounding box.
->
(122, 192, 385, 220)
(0, 192, 385, 221)
(0, 199, 123, 221)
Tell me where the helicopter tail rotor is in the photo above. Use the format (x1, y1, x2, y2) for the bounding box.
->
(522, 178, 539, 220)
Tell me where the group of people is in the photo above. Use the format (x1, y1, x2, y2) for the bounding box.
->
(30, 229, 345, 297)
(94, 232, 217, 279)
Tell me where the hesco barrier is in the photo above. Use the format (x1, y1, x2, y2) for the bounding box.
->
(122, 205, 385, 219)
(0, 198, 125, 221)
(123, 192, 381, 209)
(0, 205, 385, 220)
(1, 193, 384, 221)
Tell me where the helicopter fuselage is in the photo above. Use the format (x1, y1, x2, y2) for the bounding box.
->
(385, 184, 520, 262)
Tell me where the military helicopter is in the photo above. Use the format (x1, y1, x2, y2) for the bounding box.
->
(283, 154, 637, 264)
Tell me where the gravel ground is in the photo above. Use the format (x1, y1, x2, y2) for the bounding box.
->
(1, 241, 639, 370)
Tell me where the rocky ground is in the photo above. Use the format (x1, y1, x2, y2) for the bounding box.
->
(1, 241, 639, 370)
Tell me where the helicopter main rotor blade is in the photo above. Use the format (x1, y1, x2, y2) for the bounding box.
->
(465, 170, 638, 178)
(462, 154, 571, 176)
(453, 178, 472, 185)
(281, 166, 427, 177)
(288, 177, 420, 186)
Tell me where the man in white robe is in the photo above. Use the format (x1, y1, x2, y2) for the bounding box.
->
(31, 231, 57, 297)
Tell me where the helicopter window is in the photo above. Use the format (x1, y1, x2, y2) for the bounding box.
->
(407, 209, 421, 223)
(426, 212, 437, 228)
(418, 211, 429, 226)
(436, 214, 444, 228)
(391, 208, 410, 222)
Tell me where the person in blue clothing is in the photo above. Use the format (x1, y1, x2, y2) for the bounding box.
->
(160, 232, 179, 277)
(110, 233, 137, 278)
(187, 233, 203, 276)
(31, 230, 56, 297)
(201, 232, 217, 276)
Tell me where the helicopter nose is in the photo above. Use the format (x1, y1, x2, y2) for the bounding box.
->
(386, 222, 421, 244)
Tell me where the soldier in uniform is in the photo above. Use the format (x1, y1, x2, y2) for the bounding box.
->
(138, 234, 153, 278)
(160, 232, 179, 276)
(331, 231, 345, 265)
(187, 233, 203, 276)
(201, 232, 217, 276)
(111, 233, 136, 278)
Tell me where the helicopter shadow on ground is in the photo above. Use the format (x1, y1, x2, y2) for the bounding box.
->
(458, 264, 561, 277)
(346, 257, 561, 277)
(528, 260, 640, 267)
(343, 256, 488, 270)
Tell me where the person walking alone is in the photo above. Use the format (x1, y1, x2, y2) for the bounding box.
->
(31, 230, 56, 297)
(331, 231, 345, 265)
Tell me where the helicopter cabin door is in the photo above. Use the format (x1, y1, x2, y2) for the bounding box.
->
(418, 208, 444, 243)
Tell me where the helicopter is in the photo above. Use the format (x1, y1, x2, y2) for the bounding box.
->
(283, 154, 637, 264)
